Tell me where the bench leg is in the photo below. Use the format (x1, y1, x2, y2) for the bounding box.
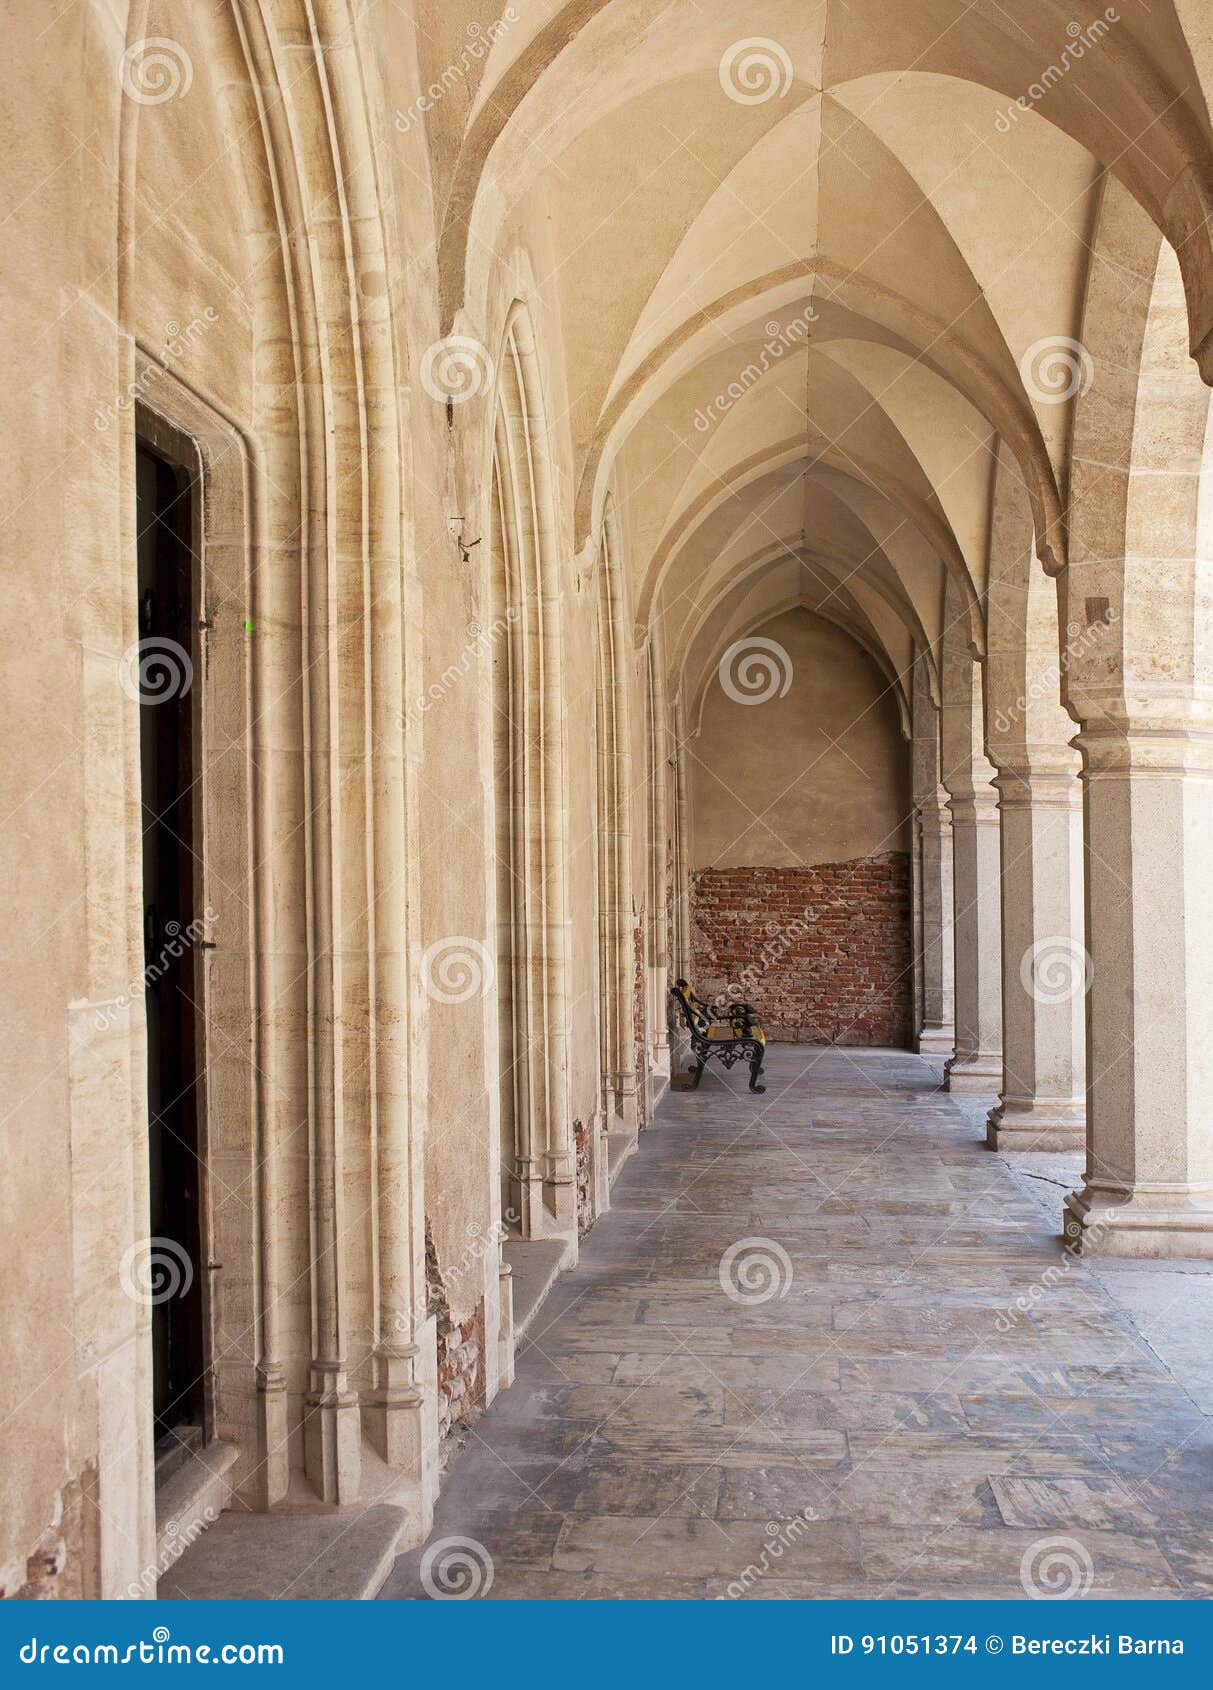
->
(748, 1049, 766, 1093)
(688, 1056, 706, 1090)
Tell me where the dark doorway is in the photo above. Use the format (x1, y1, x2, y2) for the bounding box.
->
(135, 438, 208, 1458)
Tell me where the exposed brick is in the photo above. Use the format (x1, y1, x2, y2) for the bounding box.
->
(689, 853, 912, 1048)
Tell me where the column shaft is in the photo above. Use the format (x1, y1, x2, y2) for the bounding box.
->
(944, 789, 1003, 1092)
(988, 770, 1086, 1150)
(1066, 721, 1213, 1255)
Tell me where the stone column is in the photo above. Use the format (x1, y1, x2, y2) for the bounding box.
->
(943, 778, 1004, 1091)
(917, 789, 956, 1056)
(1064, 712, 1213, 1255)
(987, 762, 1086, 1149)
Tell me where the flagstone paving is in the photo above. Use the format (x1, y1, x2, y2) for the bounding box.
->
(381, 1048, 1213, 1601)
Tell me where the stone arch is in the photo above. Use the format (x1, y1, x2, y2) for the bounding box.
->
(489, 303, 576, 1245)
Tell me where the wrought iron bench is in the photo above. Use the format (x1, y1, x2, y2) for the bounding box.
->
(668, 978, 766, 1094)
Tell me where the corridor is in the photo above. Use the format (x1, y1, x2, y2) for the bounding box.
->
(385, 1050, 1213, 1601)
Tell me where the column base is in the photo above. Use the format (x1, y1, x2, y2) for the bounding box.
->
(304, 1373, 362, 1505)
(943, 1052, 1002, 1093)
(987, 1099, 1085, 1153)
(917, 1024, 955, 1057)
(1064, 1184, 1213, 1259)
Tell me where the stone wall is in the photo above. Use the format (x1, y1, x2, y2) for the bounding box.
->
(689, 854, 913, 1047)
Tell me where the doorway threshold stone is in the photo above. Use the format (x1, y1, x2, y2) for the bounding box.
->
(159, 1502, 409, 1601)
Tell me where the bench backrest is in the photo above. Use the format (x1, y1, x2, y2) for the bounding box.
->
(668, 979, 711, 1035)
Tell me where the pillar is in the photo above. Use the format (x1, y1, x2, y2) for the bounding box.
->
(987, 761, 1086, 1149)
(1063, 712, 1213, 1255)
(917, 790, 956, 1056)
(943, 776, 1004, 1091)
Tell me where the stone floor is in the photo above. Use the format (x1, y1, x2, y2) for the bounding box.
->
(382, 1047, 1213, 1600)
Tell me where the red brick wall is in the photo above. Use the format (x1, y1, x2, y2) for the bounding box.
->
(689, 853, 912, 1047)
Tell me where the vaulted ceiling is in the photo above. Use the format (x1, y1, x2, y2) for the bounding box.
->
(416, 0, 1213, 707)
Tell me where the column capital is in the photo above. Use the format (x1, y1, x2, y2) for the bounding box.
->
(1074, 709, 1213, 777)
(945, 787, 1000, 824)
(992, 765, 1082, 811)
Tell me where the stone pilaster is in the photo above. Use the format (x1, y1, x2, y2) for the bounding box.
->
(1065, 715, 1213, 1256)
(988, 765, 1086, 1150)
